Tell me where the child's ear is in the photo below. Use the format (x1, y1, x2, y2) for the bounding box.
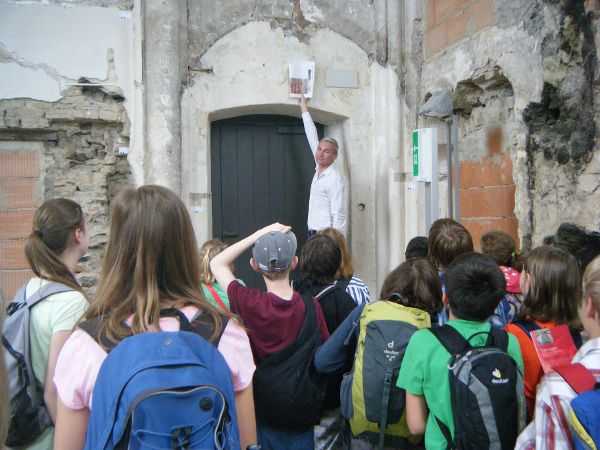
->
(442, 292, 449, 306)
(290, 256, 299, 270)
(250, 258, 261, 273)
(584, 295, 596, 320)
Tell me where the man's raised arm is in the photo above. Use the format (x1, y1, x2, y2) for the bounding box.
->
(299, 93, 318, 156)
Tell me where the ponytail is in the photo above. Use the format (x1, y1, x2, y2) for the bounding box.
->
(25, 199, 85, 294)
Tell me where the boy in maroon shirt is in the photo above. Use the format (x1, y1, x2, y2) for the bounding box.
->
(211, 222, 330, 449)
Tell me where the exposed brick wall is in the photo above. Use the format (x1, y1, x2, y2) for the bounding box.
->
(425, 0, 495, 56)
(0, 142, 42, 300)
(459, 149, 519, 250)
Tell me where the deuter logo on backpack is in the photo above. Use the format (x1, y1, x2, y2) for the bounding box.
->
(384, 340, 400, 362)
(491, 368, 509, 384)
(2, 281, 74, 447)
(431, 325, 526, 450)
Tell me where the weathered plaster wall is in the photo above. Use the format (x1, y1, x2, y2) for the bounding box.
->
(0, 0, 138, 297)
(182, 21, 403, 293)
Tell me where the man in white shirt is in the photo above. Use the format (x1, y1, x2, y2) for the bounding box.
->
(299, 94, 346, 236)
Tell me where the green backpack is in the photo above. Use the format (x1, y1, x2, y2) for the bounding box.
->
(340, 300, 430, 449)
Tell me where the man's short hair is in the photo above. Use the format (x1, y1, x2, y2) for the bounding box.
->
(428, 218, 474, 270)
(320, 137, 339, 154)
(300, 234, 341, 285)
(445, 252, 506, 322)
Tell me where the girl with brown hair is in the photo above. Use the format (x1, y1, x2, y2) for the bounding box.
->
(318, 227, 371, 305)
(53, 185, 257, 450)
(18, 199, 89, 450)
(506, 245, 582, 419)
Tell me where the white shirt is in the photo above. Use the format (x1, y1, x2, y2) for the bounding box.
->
(301, 111, 346, 233)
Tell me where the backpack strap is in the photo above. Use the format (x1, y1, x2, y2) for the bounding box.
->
(430, 324, 470, 355)
(377, 368, 394, 450)
(204, 284, 229, 313)
(512, 318, 542, 339)
(554, 363, 597, 395)
(13, 281, 74, 311)
(335, 277, 352, 293)
(315, 284, 338, 300)
(485, 328, 509, 352)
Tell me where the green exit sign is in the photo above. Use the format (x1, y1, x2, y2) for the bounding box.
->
(412, 130, 419, 177)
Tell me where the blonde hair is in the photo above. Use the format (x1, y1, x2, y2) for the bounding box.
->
(83, 185, 223, 346)
(319, 228, 353, 279)
(199, 240, 229, 284)
(582, 254, 600, 311)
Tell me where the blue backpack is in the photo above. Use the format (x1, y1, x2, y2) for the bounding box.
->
(81, 308, 240, 450)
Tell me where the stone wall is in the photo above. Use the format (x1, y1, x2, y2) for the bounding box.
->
(0, 85, 132, 298)
(421, 0, 600, 249)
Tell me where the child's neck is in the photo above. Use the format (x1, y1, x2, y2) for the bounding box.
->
(264, 277, 294, 300)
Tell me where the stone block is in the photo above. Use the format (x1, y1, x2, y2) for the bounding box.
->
(0, 240, 28, 270)
(0, 150, 40, 178)
(0, 179, 39, 209)
(98, 110, 120, 122)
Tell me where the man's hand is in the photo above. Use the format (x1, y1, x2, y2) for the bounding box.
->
(299, 93, 308, 113)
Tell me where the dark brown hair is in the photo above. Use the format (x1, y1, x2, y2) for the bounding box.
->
(300, 234, 341, 285)
(83, 185, 224, 346)
(521, 245, 581, 326)
(480, 231, 523, 271)
(25, 198, 85, 293)
(379, 257, 443, 315)
(319, 227, 353, 279)
(428, 218, 474, 271)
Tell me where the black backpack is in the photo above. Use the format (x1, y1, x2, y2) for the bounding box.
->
(430, 325, 526, 450)
(252, 294, 325, 431)
(2, 281, 74, 447)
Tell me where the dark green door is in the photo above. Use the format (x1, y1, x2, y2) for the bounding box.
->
(211, 115, 323, 289)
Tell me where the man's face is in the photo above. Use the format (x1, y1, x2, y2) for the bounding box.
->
(316, 140, 337, 169)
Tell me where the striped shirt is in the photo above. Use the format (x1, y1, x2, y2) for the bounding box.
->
(515, 337, 600, 450)
(345, 276, 371, 306)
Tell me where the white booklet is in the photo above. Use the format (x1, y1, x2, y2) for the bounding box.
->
(289, 60, 315, 98)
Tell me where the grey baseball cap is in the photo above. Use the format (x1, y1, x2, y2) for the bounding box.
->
(252, 231, 297, 272)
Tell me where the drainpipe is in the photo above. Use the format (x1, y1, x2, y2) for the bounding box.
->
(452, 114, 460, 219)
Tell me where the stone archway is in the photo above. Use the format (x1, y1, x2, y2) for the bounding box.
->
(180, 21, 403, 292)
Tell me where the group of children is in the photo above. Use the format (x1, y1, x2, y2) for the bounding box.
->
(4, 184, 600, 450)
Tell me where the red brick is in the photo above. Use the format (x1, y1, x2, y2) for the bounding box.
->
(0, 150, 40, 178)
(486, 125, 503, 154)
(461, 217, 519, 251)
(0, 210, 35, 239)
(460, 185, 516, 218)
(426, 23, 447, 57)
(459, 154, 514, 188)
(471, 0, 494, 31)
(0, 270, 32, 301)
(0, 178, 39, 209)
(0, 240, 28, 270)
(426, 0, 436, 28)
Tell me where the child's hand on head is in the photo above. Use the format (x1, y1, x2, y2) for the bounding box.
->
(259, 223, 292, 235)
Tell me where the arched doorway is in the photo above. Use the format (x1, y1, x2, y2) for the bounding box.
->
(210, 114, 323, 288)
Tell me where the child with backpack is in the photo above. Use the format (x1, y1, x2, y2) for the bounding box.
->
(294, 233, 358, 449)
(318, 227, 371, 305)
(52, 185, 258, 450)
(314, 257, 443, 449)
(199, 239, 245, 312)
(506, 245, 582, 418)
(515, 254, 600, 449)
(210, 223, 330, 450)
(2, 198, 89, 450)
(398, 252, 525, 450)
